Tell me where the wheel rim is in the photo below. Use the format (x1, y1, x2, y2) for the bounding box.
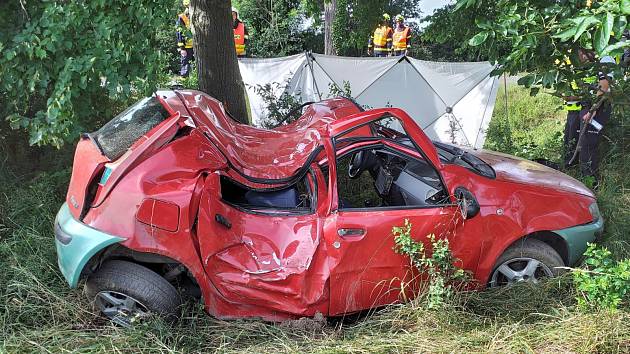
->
(490, 257, 554, 287)
(94, 291, 149, 327)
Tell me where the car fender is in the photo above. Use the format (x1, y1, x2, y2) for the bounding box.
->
(54, 203, 124, 288)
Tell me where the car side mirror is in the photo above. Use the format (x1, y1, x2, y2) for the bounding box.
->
(454, 187, 480, 220)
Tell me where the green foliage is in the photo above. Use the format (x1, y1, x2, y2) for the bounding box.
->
(456, 0, 629, 99)
(327, 80, 352, 97)
(392, 219, 468, 309)
(417, 4, 509, 61)
(250, 79, 302, 128)
(234, 0, 319, 57)
(332, 0, 422, 56)
(573, 243, 630, 310)
(0, 0, 175, 147)
(485, 84, 565, 161)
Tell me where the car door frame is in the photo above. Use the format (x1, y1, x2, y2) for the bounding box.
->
(322, 112, 462, 314)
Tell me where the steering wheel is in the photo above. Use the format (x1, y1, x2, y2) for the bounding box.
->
(348, 151, 366, 179)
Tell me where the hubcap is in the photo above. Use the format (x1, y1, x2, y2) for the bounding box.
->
(490, 257, 554, 287)
(94, 291, 149, 326)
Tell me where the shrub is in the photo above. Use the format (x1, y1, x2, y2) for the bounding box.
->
(392, 219, 468, 309)
(250, 79, 302, 128)
(573, 243, 630, 311)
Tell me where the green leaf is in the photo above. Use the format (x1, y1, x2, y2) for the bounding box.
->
(594, 12, 614, 53)
(552, 27, 578, 42)
(468, 31, 489, 46)
(573, 16, 599, 42)
(5, 49, 16, 61)
(622, 0, 630, 15)
(602, 41, 630, 56)
(613, 16, 627, 39)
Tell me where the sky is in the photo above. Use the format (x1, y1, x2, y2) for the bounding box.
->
(418, 0, 453, 27)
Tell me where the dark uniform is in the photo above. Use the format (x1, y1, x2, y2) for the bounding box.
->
(562, 93, 582, 167)
(176, 10, 194, 77)
(577, 59, 614, 180)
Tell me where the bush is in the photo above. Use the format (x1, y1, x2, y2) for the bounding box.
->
(573, 243, 630, 311)
(392, 219, 468, 309)
(250, 79, 302, 128)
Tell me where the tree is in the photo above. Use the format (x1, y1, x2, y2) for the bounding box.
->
(191, 0, 248, 123)
(457, 0, 629, 98)
(0, 0, 174, 147)
(332, 0, 422, 56)
(324, 0, 337, 55)
(417, 4, 510, 61)
(234, 0, 316, 57)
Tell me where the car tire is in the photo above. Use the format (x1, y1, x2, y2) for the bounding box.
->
(489, 238, 564, 287)
(85, 260, 181, 326)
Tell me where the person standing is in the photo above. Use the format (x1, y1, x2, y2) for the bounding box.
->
(368, 14, 393, 57)
(562, 79, 582, 168)
(576, 49, 615, 186)
(392, 14, 411, 56)
(232, 7, 249, 58)
(176, 0, 194, 77)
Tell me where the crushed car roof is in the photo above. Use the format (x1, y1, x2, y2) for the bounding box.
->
(169, 90, 363, 182)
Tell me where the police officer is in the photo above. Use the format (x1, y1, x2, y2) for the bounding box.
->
(562, 82, 582, 168)
(368, 14, 393, 57)
(176, 0, 194, 77)
(576, 49, 615, 186)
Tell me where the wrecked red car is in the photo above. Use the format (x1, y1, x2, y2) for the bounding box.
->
(54, 90, 603, 325)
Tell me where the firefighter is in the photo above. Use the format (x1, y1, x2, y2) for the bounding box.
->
(392, 14, 411, 56)
(368, 14, 393, 57)
(232, 7, 249, 58)
(576, 49, 615, 186)
(176, 0, 194, 77)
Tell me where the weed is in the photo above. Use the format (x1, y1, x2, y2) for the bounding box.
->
(573, 243, 630, 311)
(392, 219, 468, 309)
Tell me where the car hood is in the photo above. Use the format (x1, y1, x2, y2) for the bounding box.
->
(468, 149, 594, 198)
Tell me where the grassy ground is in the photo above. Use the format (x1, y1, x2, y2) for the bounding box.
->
(0, 85, 628, 353)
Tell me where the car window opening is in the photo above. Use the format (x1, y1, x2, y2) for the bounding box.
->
(220, 175, 313, 212)
(90, 96, 171, 161)
(337, 147, 450, 210)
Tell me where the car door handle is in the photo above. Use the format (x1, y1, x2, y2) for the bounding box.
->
(337, 228, 365, 238)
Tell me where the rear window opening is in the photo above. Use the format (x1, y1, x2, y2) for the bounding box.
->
(90, 96, 171, 161)
(220, 175, 314, 213)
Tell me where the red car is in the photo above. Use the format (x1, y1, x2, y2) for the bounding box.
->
(55, 90, 603, 325)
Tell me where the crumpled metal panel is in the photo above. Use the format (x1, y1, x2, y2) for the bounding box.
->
(65, 90, 599, 321)
(176, 90, 361, 182)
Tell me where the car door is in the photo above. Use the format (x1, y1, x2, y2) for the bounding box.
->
(196, 171, 328, 315)
(326, 115, 461, 315)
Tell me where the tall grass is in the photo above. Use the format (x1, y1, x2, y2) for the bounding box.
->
(0, 85, 628, 353)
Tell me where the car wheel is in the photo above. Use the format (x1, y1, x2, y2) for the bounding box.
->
(85, 260, 181, 326)
(489, 239, 564, 287)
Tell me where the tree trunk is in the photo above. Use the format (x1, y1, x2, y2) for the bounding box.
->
(191, 0, 249, 123)
(324, 0, 337, 55)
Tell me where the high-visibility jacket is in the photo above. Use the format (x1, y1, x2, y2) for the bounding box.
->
(393, 26, 411, 51)
(369, 26, 393, 53)
(234, 21, 247, 56)
(176, 13, 193, 49)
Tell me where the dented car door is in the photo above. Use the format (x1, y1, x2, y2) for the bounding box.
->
(196, 171, 329, 316)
